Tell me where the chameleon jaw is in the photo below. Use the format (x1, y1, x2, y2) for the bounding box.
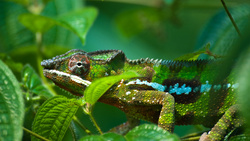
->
(43, 69, 91, 96)
(43, 69, 91, 86)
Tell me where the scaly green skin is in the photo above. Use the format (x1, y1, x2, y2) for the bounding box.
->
(41, 49, 242, 140)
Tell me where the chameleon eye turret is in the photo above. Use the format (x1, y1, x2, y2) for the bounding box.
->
(68, 54, 90, 77)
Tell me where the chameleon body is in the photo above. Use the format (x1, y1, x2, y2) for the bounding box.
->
(41, 49, 242, 140)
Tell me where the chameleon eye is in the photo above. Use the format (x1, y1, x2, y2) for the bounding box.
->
(68, 55, 90, 76)
(77, 62, 82, 67)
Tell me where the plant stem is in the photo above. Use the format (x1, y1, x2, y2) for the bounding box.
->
(89, 113, 103, 134)
(88, 111, 103, 134)
(82, 106, 103, 134)
(73, 116, 92, 135)
(221, 0, 241, 37)
(181, 136, 201, 141)
(23, 127, 50, 141)
(29, 1, 56, 96)
(35, 32, 45, 79)
(32, 96, 42, 102)
(35, 33, 57, 96)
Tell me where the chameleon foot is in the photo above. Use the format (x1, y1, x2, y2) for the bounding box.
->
(201, 105, 243, 141)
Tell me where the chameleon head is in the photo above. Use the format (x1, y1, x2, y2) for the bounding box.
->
(41, 49, 92, 96)
(41, 49, 125, 96)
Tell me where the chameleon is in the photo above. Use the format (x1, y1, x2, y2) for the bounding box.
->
(41, 49, 243, 140)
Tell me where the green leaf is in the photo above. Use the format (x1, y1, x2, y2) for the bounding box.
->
(79, 135, 104, 141)
(0, 0, 85, 53)
(0, 53, 23, 74)
(32, 96, 79, 141)
(195, 5, 250, 59)
(0, 1, 34, 53)
(79, 133, 125, 141)
(84, 71, 140, 105)
(0, 60, 24, 141)
(174, 45, 207, 61)
(125, 124, 180, 141)
(236, 46, 250, 134)
(18, 7, 98, 44)
(21, 64, 54, 98)
(41, 0, 84, 48)
(102, 133, 126, 141)
(174, 51, 204, 61)
(56, 7, 98, 44)
(18, 14, 56, 33)
(175, 43, 221, 60)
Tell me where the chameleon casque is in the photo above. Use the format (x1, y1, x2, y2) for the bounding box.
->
(41, 49, 242, 140)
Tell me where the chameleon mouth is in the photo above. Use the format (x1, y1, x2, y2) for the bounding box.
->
(43, 69, 91, 86)
(43, 69, 91, 96)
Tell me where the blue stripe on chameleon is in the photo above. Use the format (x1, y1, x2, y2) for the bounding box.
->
(150, 82, 166, 92)
(128, 79, 166, 92)
(127, 79, 238, 95)
(200, 81, 212, 93)
(169, 83, 192, 95)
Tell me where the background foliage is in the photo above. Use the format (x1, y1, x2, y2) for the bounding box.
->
(0, 0, 250, 140)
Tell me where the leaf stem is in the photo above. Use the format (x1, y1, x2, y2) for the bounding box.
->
(88, 111, 103, 134)
(83, 105, 103, 135)
(73, 116, 92, 135)
(23, 127, 50, 141)
(221, 0, 241, 37)
(31, 96, 42, 102)
(181, 136, 201, 141)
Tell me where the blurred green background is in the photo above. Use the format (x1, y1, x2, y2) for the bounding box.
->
(1, 0, 250, 140)
(85, 0, 217, 59)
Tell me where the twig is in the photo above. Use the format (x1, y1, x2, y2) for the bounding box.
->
(23, 127, 50, 141)
(88, 112, 103, 134)
(73, 116, 92, 135)
(221, 0, 242, 37)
